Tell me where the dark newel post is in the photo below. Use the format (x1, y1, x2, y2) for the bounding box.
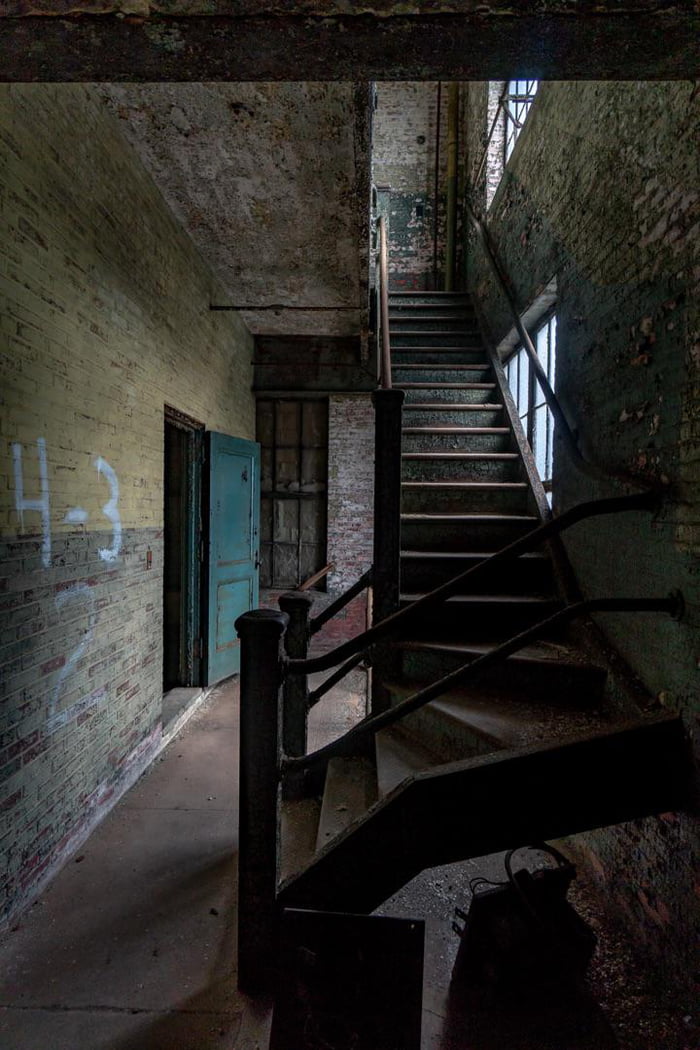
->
(235, 608, 288, 995)
(371, 387, 405, 712)
(278, 589, 313, 759)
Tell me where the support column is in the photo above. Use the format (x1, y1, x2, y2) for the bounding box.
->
(235, 608, 288, 995)
(371, 387, 404, 712)
(278, 590, 313, 798)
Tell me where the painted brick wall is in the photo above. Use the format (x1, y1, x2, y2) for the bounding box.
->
(0, 84, 254, 924)
(327, 395, 375, 594)
(464, 80, 699, 1001)
(372, 83, 449, 290)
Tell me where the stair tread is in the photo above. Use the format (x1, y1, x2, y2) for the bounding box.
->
(392, 347, 483, 352)
(395, 382, 496, 389)
(400, 592, 559, 604)
(395, 637, 603, 670)
(401, 548, 546, 558)
(385, 678, 614, 751)
(403, 403, 503, 410)
(280, 797, 321, 882)
(402, 452, 517, 459)
(403, 426, 510, 434)
(375, 726, 444, 798)
(315, 756, 377, 851)
(401, 512, 538, 521)
(402, 480, 527, 489)
(394, 363, 488, 369)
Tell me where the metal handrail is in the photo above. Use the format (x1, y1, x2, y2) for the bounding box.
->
(378, 215, 392, 390)
(466, 205, 660, 493)
(288, 491, 659, 677)
(281, 593, 682, 773)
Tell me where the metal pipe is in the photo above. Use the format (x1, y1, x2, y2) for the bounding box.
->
(282, 593, 682, 773)
(466, 201, 663, 493)
(432, 81, 442, 289)
(288, 491, 659, 675)
(445, 83, 459, 292)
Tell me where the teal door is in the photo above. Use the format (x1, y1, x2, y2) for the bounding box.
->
(204, 433, 260, 685)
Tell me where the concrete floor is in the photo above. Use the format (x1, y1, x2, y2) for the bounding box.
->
(0, 675, 687, 1049)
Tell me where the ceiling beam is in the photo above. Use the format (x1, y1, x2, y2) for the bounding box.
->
(1, 11, 698, 82)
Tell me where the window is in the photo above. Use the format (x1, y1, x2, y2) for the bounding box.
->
(505, 313, 557, 495)
(504, 80, 539, 163)
(256, 398, 328, 588)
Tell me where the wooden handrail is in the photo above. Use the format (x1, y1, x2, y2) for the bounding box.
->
(378, 215, 392, 390)
(287, 491, 659, 676)
(296, 562, 335, 592)
(282, 593, 683, 773)
(310, 567, 373, 635)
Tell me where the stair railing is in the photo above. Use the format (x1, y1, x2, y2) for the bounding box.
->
(234, 490, 673, 992)
(288, 491, 658, 676)
(282, 593, 683, 775)
(465, 203, 663, 494)
(377, 215, 392, 391)
(278, 568, 373, 776)
(372, 214, 404, 683)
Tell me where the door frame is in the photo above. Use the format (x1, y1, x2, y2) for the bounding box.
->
(163, 405, 204, 689)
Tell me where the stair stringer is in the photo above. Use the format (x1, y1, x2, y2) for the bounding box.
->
(277, 713, 687, 915)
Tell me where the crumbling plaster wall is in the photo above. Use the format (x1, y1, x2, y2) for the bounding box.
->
(0, 84, 254, 924)
(465, 79, 699, 998)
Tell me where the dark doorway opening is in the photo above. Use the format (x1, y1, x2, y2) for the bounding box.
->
(163, 406, 204, 696)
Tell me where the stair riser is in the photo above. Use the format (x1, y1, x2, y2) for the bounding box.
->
(401, 457, 521, 482)
(403, 407, 504, 427)
(400, 554, 552, 593)
(388, 293, 471, 307)
(392, 323, 484, 336)
(391, 333, 480, 348)
(392, 350, 486, 367)
(401, 485, 531, 515)
(394, 706, 495, 763)
(401, 430, 513, 453)
(399, 386, 498, 405)
(399, 599, 563, 636)
(397, 650, 605, 703)
(388, 308, 476, 321)
(401, 518, 537, 550)
(393, 366, 492, 384)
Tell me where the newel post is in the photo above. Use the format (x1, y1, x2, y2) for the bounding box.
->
(372, 387, 404, 711)
(235, 608, 288, 995)
(278, 589, 313, 762)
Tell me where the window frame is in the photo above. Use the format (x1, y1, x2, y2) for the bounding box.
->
(504, 309, 557, 493)
(503, 79, 539, 164)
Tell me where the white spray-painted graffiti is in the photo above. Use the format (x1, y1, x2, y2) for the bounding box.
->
(12, 437, 51, 568)
(11, 438, 122, 735)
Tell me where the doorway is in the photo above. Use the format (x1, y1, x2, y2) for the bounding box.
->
(163, 406, 204, 696)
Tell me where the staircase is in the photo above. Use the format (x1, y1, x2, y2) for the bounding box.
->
(273, 289, 687, 921)
(217, 287, 680, 982)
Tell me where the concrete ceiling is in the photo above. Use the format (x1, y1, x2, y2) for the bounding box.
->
(100, 83, 371, 336)
(3, 4, 699, 81)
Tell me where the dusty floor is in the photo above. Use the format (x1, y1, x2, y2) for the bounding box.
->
(0, 674, 693, 1049)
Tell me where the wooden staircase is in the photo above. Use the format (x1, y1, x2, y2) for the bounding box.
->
(238, 290, 689, 991)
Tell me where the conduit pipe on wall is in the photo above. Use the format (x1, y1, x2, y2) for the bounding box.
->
(432, 81, 442, 289)
(445, 82, 459, 291)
